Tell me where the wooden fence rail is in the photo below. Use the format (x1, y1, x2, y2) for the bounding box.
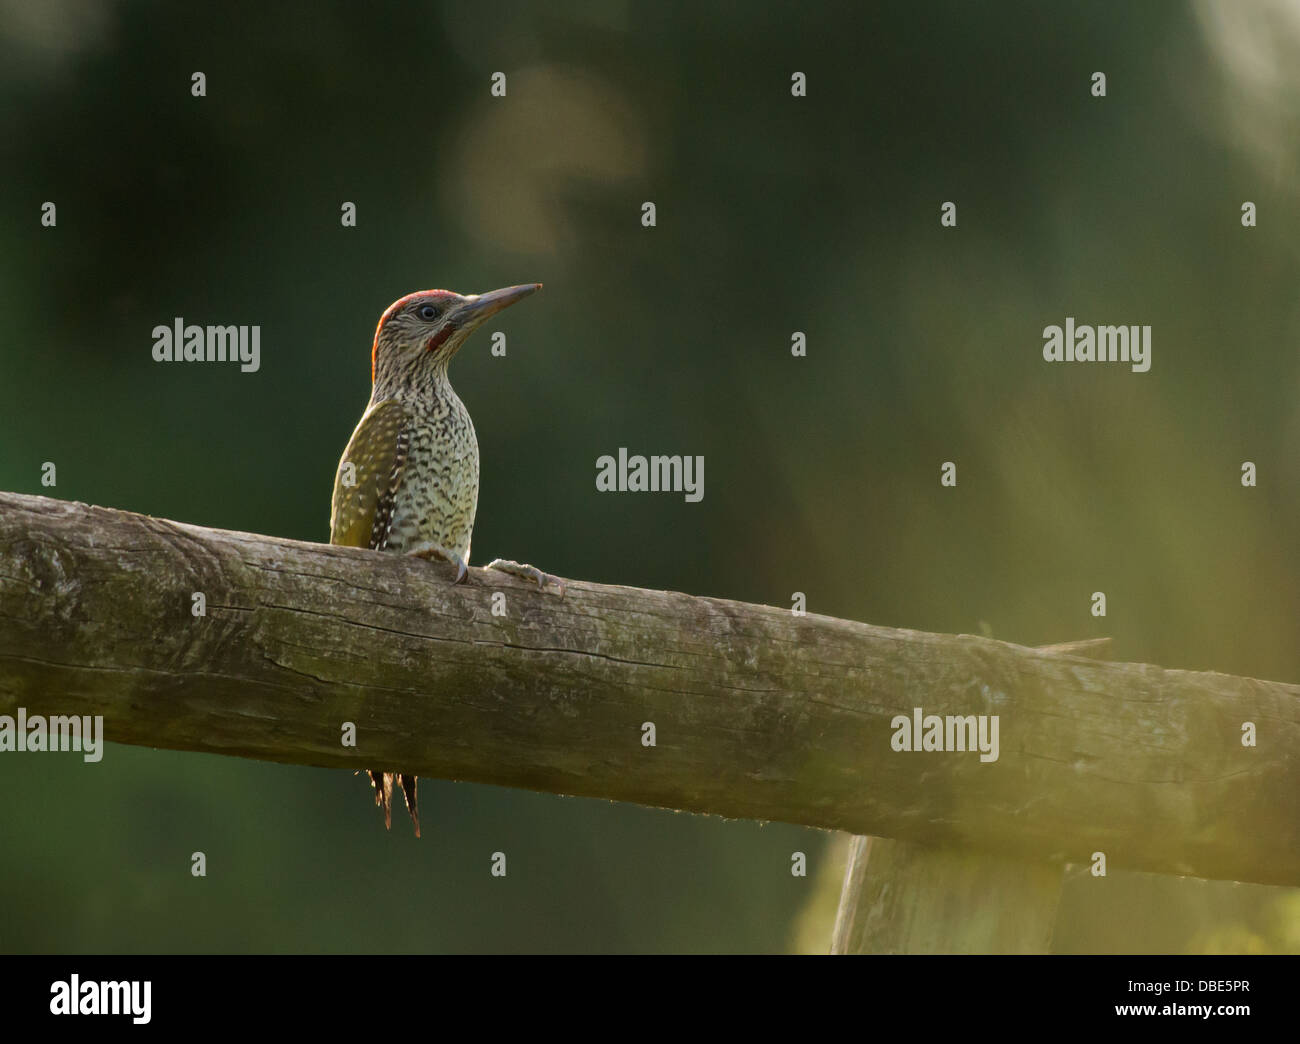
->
(1, 492, 1297, 903)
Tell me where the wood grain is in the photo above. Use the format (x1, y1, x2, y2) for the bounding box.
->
(1, 492, 1296, 885)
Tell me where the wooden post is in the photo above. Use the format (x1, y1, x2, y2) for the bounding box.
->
(831, 837, 1065, 953)
(830, 639, 1114, 954)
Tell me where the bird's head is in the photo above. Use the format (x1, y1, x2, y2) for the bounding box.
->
(370, 283, 541, 387)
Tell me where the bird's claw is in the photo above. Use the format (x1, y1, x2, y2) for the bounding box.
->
(406, 542, 468, 583)
(487, 559, 565, 596)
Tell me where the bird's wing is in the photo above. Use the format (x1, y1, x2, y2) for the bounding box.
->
(330, 398, 412, 550)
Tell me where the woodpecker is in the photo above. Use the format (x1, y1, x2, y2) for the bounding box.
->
(330, 284, 559, 837)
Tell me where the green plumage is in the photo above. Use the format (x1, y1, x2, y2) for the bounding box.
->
(330, 398, 411, 552)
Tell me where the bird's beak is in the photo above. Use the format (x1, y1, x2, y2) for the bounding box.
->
(453, 283, 542, 331)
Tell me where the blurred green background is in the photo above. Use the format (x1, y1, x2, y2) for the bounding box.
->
(0, 0, 1297, 953)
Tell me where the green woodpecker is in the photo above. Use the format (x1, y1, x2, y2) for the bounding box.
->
(330, 284, 560, 837)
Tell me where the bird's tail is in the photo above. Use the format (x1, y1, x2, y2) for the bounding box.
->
(367, 770, 420, 837)
(399, 773, 420, 837)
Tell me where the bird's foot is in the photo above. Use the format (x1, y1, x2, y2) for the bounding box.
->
(405, 542, 468, 583)
(486, 559, 565, 596)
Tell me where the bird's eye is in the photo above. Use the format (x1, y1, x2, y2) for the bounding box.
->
(419, 304, 441, 321)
